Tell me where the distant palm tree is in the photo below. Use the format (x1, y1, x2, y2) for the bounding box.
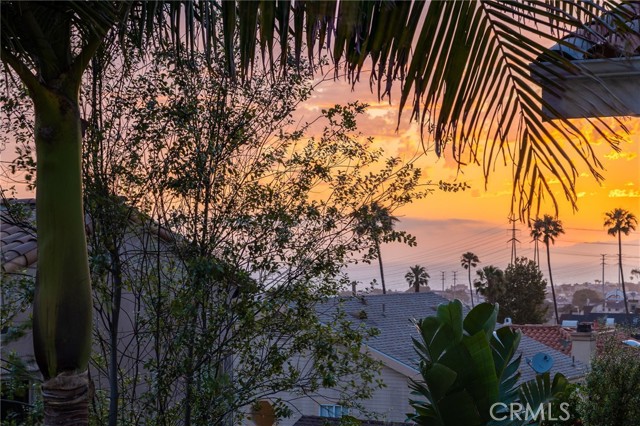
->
(405, 265, 430, 293)
(460, 252, 480, 307)
(531, 215, 564, 325)
(353, 202, 399, 295)
(604, 208, 638, 317)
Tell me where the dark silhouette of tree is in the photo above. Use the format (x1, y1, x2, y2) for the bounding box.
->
(531, 215, 564, 325)
(405, 265, 430, 293)
(604, 208, 638, 318)
(460, 252, 480, 307)
(474, 265, 506, 305)
(572, 289, 604, 310)
(503, 258, 548, 324)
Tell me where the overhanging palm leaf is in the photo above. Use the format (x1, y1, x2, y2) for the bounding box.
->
(252, 0, 637, 217)
(392, 1, 639, 218)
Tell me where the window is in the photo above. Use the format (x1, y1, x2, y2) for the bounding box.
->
(319, 404, 348, 418)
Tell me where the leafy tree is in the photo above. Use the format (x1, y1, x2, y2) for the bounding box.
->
(501, 258, 548, 324)
(353, 203, 415, 294)
(572, 289, 604, 310)
(461, 252, 480, 307)
(531, 215, 565, 325)
(577, 332, 640, 426)
(408, 300, 568, 426)
(604, 208, 638, 318)
(474, 265, 506, 307)
(121, 54, 414, 424)
(1, 2, 634, 422)
(405, 265, 430, 293)
(2, 41, 428, 425)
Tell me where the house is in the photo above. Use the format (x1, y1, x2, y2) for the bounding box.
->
(1, 198, 176, 422)
(269, 292, 588, 426)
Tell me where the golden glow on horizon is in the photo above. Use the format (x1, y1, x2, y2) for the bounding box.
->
(300, 75, 640, 247)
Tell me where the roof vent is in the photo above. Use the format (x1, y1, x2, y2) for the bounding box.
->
(577, 322, 592, 333)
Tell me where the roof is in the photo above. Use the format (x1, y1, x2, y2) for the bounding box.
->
(292, 415, 410, 426)
(511, 325, 573, 355)
(1, 199, 37, 273)
(560, 313, 640, 327)
(1, 198, 174, 274)
(320, 293, 587, 384)
(549, 5, 640, 60)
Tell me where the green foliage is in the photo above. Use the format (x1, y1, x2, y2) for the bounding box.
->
(474, 266, 506, 307)
(577, 332, 640, 426)
(408, 301, 521, 426)
(409, 301, 569, 426)
(540, 383, 582, 426)
(501, 258, 548, 324)
(0, 353, 43, 425)
(572, 289, 603, 309)
(75, 43, 423, 424)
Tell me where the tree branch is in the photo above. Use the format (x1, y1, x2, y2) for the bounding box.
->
(69, 33, 106, 84)
(0, 47, 39, 94)
(21, 5, 59, 75)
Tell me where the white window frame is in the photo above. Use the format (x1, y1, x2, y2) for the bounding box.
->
(319, 404, 348, 418)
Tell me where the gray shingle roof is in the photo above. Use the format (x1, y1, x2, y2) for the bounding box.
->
(319, 292, 587, 384)
(293, 415, 410, 426)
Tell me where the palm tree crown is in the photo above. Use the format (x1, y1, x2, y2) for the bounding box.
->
(531, 215, 565, 246)
(604, 208, 638, 238)
(604, 208, 638, 318)
(352, 202, 400, 294)
(405, 265, 430, 293)
(530, 215, 564, 324)
(461, 252, 480, 307)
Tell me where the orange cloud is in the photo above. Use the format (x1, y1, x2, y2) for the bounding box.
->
(608, 189, 640, 198)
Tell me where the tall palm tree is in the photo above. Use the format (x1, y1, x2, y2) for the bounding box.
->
(604, 208, 638, 318)
(2, 2, 634, 423)
(353, 202, 399, 294)
(530, 215, 565, 325)
(460, 252, 480, 307)
(405, 265, 430, 293)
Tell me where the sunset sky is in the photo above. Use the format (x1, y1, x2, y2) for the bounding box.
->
(2, 61, 638, 293)
(300, 71, 640, 291)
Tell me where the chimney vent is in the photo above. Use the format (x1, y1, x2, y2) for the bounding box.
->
(577, 322, 592, 332)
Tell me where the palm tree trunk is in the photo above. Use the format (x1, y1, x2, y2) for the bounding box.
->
(31, 82, 93, 425)
(375, 240, 387, 294)
(468, 268, 475, 307)
(414, 279, 419, 293)
(546, 243, 559, 325)
(108, 250, 123, 426)
(619, 233, 630, 317)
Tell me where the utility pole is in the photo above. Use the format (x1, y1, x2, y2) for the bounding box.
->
(441, 271, 445, 292)
(601, 254, 606, 307)
(507, 216, 520, 264)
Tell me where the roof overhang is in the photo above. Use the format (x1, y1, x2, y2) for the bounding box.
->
(531, 56, 640, 119)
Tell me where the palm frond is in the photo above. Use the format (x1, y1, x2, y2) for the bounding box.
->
(3, 0, 637, 218)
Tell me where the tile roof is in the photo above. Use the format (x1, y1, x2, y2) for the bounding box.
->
(1, 198, 175, 274)
(319, 293, 587, 384)
(511, 325, 573, 355)
(1, 199, 37, 273)
(292, 415, 410, 426)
